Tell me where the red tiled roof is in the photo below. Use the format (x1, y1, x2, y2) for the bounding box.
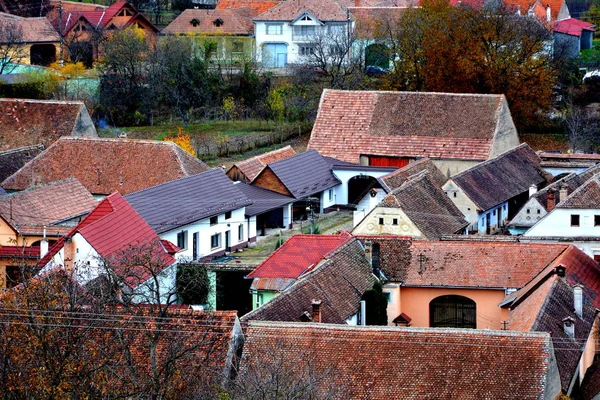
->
(0, 178, 97, 235)
(0, 245, 40, 259)
(240, 322, 552, 399)
(228, 145, 296, 182)
(247, 232, 352, 279)
(2, 137, 209, 196)
(554, 17, 595, 36)
(255, 0, 380, 20)
(308, 90, 509, 163)
(163, 7, 257, 35)
(556, 175, 600, 209)
(216, 0, 281, 14)
(0, 16, 60, 43)
(504, 0, 565, 20)
(379, 158, 448, 192)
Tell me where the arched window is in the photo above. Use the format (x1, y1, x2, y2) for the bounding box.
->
(429, 295, 476, 329)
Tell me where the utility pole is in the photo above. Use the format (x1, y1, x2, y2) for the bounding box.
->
(306, 197, 318, 234)
(59, 0, 64, 67)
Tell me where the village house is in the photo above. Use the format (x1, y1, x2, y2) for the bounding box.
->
(39, 192, 181, 304)
(0, 178, 97, 289)
(308, 90, 521, 176)
(162, 7, 257, 65)
(48, 1, 158, 66)
(554, 18, 596, 58)
(1, 137, 208, 197)
(245, 232, 353, 309)
(242, 234, 376, 323)
(0, 99, 96, 151)
(539, 152, 600, 175)
(126, 168, 252, 262)
(226, 145, 295, 182)
(234, 182, 294, 237)
(509, 163, 600, 234)
(0, 145, 44, 183)
(240, 321, 560, 399)
(442, 144, 549, 234)
(216, 0, 281, 15)
(0, 13, 60, 68)
(522, 174, 600, 259)
(353, 171, 468, 238)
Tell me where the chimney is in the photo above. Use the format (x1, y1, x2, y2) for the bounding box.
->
(360, 300, 366, 325)
(529, 184, 538, 197)
(574, 285, 583, 319)
(312, 300, 322, 323)
(555, 265, 566, 277)
(546, 5, 551, 22)
(40, 226, 49, 259)
(63, 237, 76, 275)
(364, 240, 372, 266)
(563, 316, 575, 338)
(546, 190, 555, 212)
(559, 184, 568, 204)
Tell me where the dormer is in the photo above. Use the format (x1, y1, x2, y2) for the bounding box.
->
(213, 18, 224, 27)
(190, 18, 200, 27)
(117, 6, 135, 17)
(291, 11, 323, 26)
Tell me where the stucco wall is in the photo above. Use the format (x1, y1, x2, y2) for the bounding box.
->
(554, 32, 581, 58)
(393, 287, 510, 330)
(524, 208, 600, 238)
(430, 159, 480, 177)
(72, 106, 98, 138)
(510, 198, 547, 228)
(442, 180, 479, 227)
(353, 206, 423, 237)
(489, 98, 520, 158)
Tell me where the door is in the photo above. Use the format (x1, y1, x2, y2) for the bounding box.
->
(193, 232, 199, 260)
(486, 213, 491, 234)
(225, 230, 231, 251)
(262, 44, 287, 67)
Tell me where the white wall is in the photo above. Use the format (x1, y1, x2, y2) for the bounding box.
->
(71, 233, 104, 285)
(333, 168, 392, 205)
(353, 190, 387, 227)
(160, 207, 247, 260)
(129, 263, 178, 305)
(476, 202, 509, 234)
(442, 180, 479, 227)
(524, 208, 600, 238)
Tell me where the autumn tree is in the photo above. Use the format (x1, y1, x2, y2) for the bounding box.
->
(381, 0, 556, 128)
(0, 20, 26, 74)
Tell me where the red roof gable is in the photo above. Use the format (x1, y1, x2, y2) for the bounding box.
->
(554, 17, 595, 36)
(247, 232, 353, 279)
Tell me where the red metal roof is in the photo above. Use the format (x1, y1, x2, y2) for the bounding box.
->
(0, 245, 39, 259)
(246, 232, 353, 279)
(554, 18, 595, 37)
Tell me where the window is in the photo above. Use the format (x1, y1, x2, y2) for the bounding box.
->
(328, 23, 345, 35)
(255, 292, 264, 308)
(210, 216, 218, 226)
(430, 295, 476, 329)
(493, 210, 496, 216)
(329, 44, 344, 56)
(392, 218, 398, 225)
(210, 233, 221, 249)
(379, 217, 384, 225)
(328, 189, 333, 201)
(383, 291, 391, 303)
(526, 208, 530, 214)
(232, 41, 244, 53)
(453, 192, 457, 198)
(537, 209, 541, 214)
(299, 45, 315, 56)
(190, 18, 200, 27)
(266, 24, 283, 35)
(372, 243, 381, 276)
(177, 230, 188, 249)
(571, 214, 580, 227)
(132, 22, 145, 29)
(294, 25, 315, 36)
(225, 211, 232, 220)
(213, 18, 224, 27)
(503, 204, 507, 210)
(595, 215, 600, 226)
(238, 224, 244, 242)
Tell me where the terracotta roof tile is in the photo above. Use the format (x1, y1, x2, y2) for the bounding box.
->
(216, 0, 280, 14)
(228, 145, 296, 182)
(0, 145, 44, 182)
(0, 99, 96, 151)
(0, 178, 96, 235)
(240, 322, 552, 399)
(163, 7, 257, 35)
(378, 158, 448, 192)
(2, 137, 209, 196)
(247, 232, 353, 279)
(242, 237, 376, 323)
(0, 15, 60, 43)
(451, 144, 547, 210)
(582, 358, 600, 400)
(308, 90, 509, 163)
(378, 172, 468, 239)
(556, 175, 600, 209)
(255, 0, 380, 20)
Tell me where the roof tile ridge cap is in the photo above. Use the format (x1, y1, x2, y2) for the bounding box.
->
(0, 144, 45, 156)
(384, 158, 430, 177)
(8, 176, 81, 196)
(389, 170, 431, 195)
(451, 143, 530, 179)
(0, 98, 85, 105)
(319, 233, 355, 260)
(529, 276, 560, 331)
(556, 175, 600, 208)
(74, 194, 118, 236)
(169, 141, 194, 176)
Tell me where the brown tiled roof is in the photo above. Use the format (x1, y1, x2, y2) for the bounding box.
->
(582, 359, 600, 400)
(451, 144, 547, 211)
(354, 235, 412, 281)
(0, 145, 44, 182)
(379, 172, 468, 239)
(255, 0, 380, 20)
(308, 90, 509, 163)
(556, 175, 600, 209)
(0, 99, 96, 151)
(2, 137, 209, 195)
(216, 0, 280, 14)
(241, 238, 376, 323)
(162, 7, 257, 35)
(349, 6, 409, 38)
(0, 178, 96, 235)
(240, 322, 552, 399)
(506, 272, 556, 332)
(0, 15, 60, 43)
(378, 158, 448, 192)
(228, 145, 296, 182)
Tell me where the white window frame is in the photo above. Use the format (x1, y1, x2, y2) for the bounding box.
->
(266, 24, 283, 35)
(210, 233, 221, 249)
(238, 224, 244, 242)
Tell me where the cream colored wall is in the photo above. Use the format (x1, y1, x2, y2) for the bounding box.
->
(353, 207, 423, 237)
(398, 287, 510, 330)
(580, 315, 599, 383)
(430, 159, 480, 177)
(489, 97, 520, 158)
(383, 284, 401, 325)
(442, 180, 478, 227)
(0, 220, 17, 246)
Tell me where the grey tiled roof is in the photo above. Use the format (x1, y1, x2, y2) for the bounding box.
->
(0, 144, 44, 182)
(125, 168, 252, 234)
(265, 150, 341, 199)
(234, 182, 294, 217)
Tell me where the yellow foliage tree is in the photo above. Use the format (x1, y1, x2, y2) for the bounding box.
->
(167, 127, 197, 157)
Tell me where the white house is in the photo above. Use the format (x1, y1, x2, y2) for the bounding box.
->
(522, 175, 600, 260)
(40, 192, 180, 304)
(126, 168, 253, 262)
(253, 0, 354, 67)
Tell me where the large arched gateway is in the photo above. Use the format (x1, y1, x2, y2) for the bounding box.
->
(429, 295, 476, 329)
